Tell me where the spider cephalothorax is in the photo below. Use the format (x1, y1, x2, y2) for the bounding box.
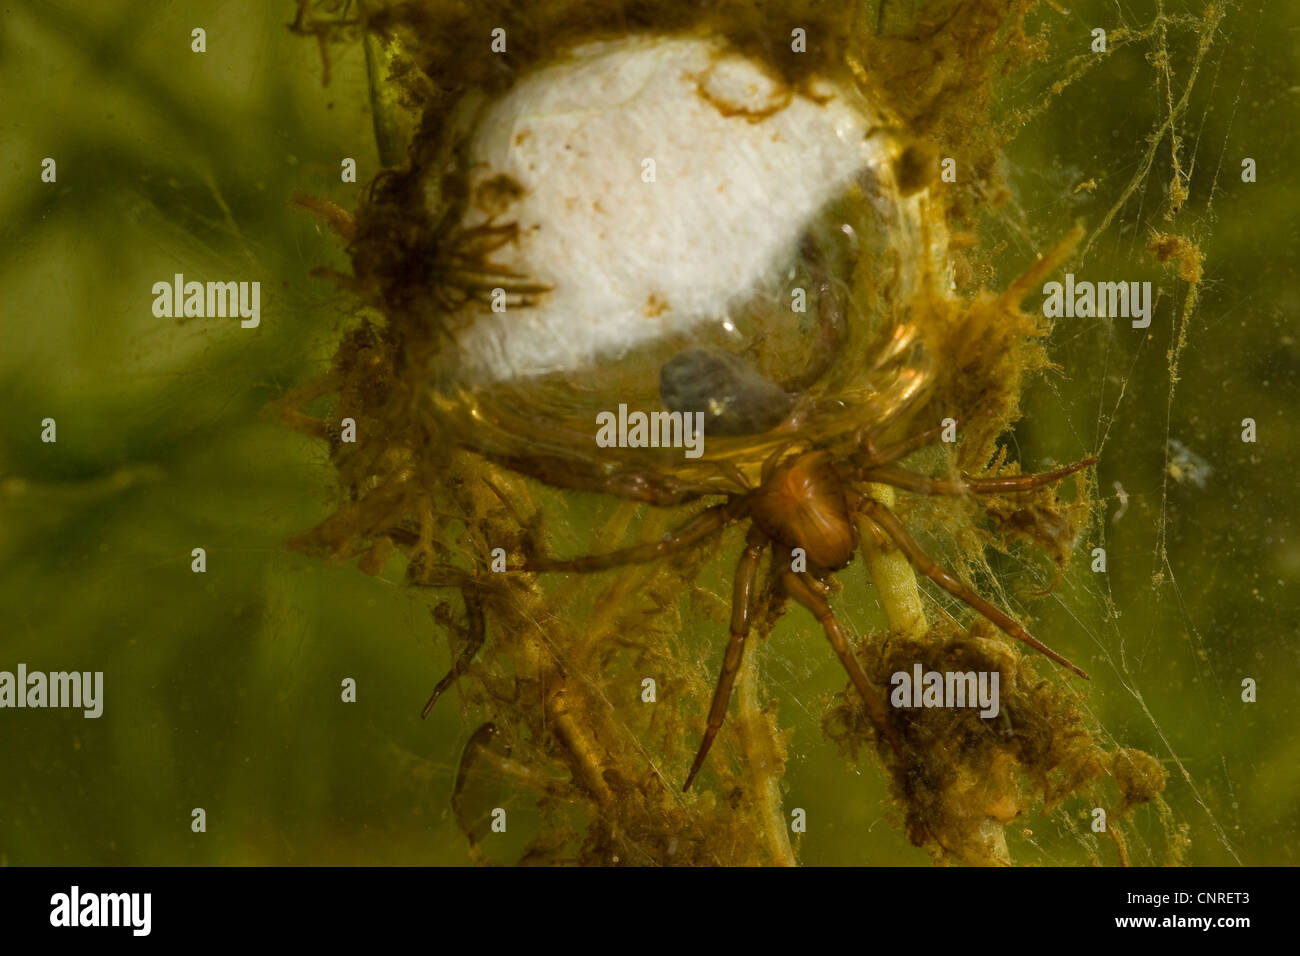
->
(509, 423, 1095, 791)
(749, 449, 856, 570)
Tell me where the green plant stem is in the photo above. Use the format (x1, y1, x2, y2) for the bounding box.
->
(737, 641, 797, 866)
(860, 485, 927, 639)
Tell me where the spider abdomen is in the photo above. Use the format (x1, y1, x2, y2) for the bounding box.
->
(751, 451, 855, 570)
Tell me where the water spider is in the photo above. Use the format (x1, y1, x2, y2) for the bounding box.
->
(507, 425, 1095, 791)
(423, 218, 554, 315)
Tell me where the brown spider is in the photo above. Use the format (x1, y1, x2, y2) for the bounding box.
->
(425, 219, 554, 314)
(509, 425, 1095, 791)
(292, 180, 552, 321)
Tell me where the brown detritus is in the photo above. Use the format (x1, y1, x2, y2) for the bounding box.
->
(691, 61, 795, 123)
(643, 293, 670, 318)
(980, 460, 1093, 577)
(1109, 822, 1130, 866)
(824, 619, 1120, 866)
(471, 172, 526, 219)
(894, 140, 940, 197)
(1113, 747, 1170, 814)
(1148, 232, 1205, 285)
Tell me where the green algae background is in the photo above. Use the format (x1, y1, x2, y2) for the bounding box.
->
(0, 0, 1296, 865)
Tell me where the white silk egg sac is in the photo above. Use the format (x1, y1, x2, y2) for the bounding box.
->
(420, 33, 944, 469)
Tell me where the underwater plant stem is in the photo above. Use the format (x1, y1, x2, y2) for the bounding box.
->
(1109, 821, 1130, 867)
(999, 223, 1085, 308)
(547, 684, 616, 806)
(859, 485, 928, 639)
(736, 642, 797, 867)
(364, 32, 405, 168)
(502, 566, 613, 807)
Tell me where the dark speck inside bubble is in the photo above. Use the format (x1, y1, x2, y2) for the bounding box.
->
(658, 349, 795, 437)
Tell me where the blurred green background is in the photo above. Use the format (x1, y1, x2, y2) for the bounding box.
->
(0, 0, 1295, 865)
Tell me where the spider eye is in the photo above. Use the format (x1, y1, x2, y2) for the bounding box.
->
(417, 34, 943, 476)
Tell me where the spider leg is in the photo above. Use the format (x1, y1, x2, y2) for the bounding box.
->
(261, 370, 342, 440)
(760, 442, 798, 484)
(291, 192, 356, 241)
(451, 270, 554, 295)
(854, 420, 949, 467)
(488, 452, 721, 507)
(421, 588, 486, 718)
(447, 220, 520, 258)
(855, 497, 1090, 679)
(780, 569, 904, 757)
(715, 460, 754, 494)
(802, 573, 832, 596)
(507, 500, 741, 573)
(858, 456, 1097, 497)
(684, 526, 767, 791)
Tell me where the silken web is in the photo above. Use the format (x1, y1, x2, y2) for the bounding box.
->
(959, 0, 1259, 865)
